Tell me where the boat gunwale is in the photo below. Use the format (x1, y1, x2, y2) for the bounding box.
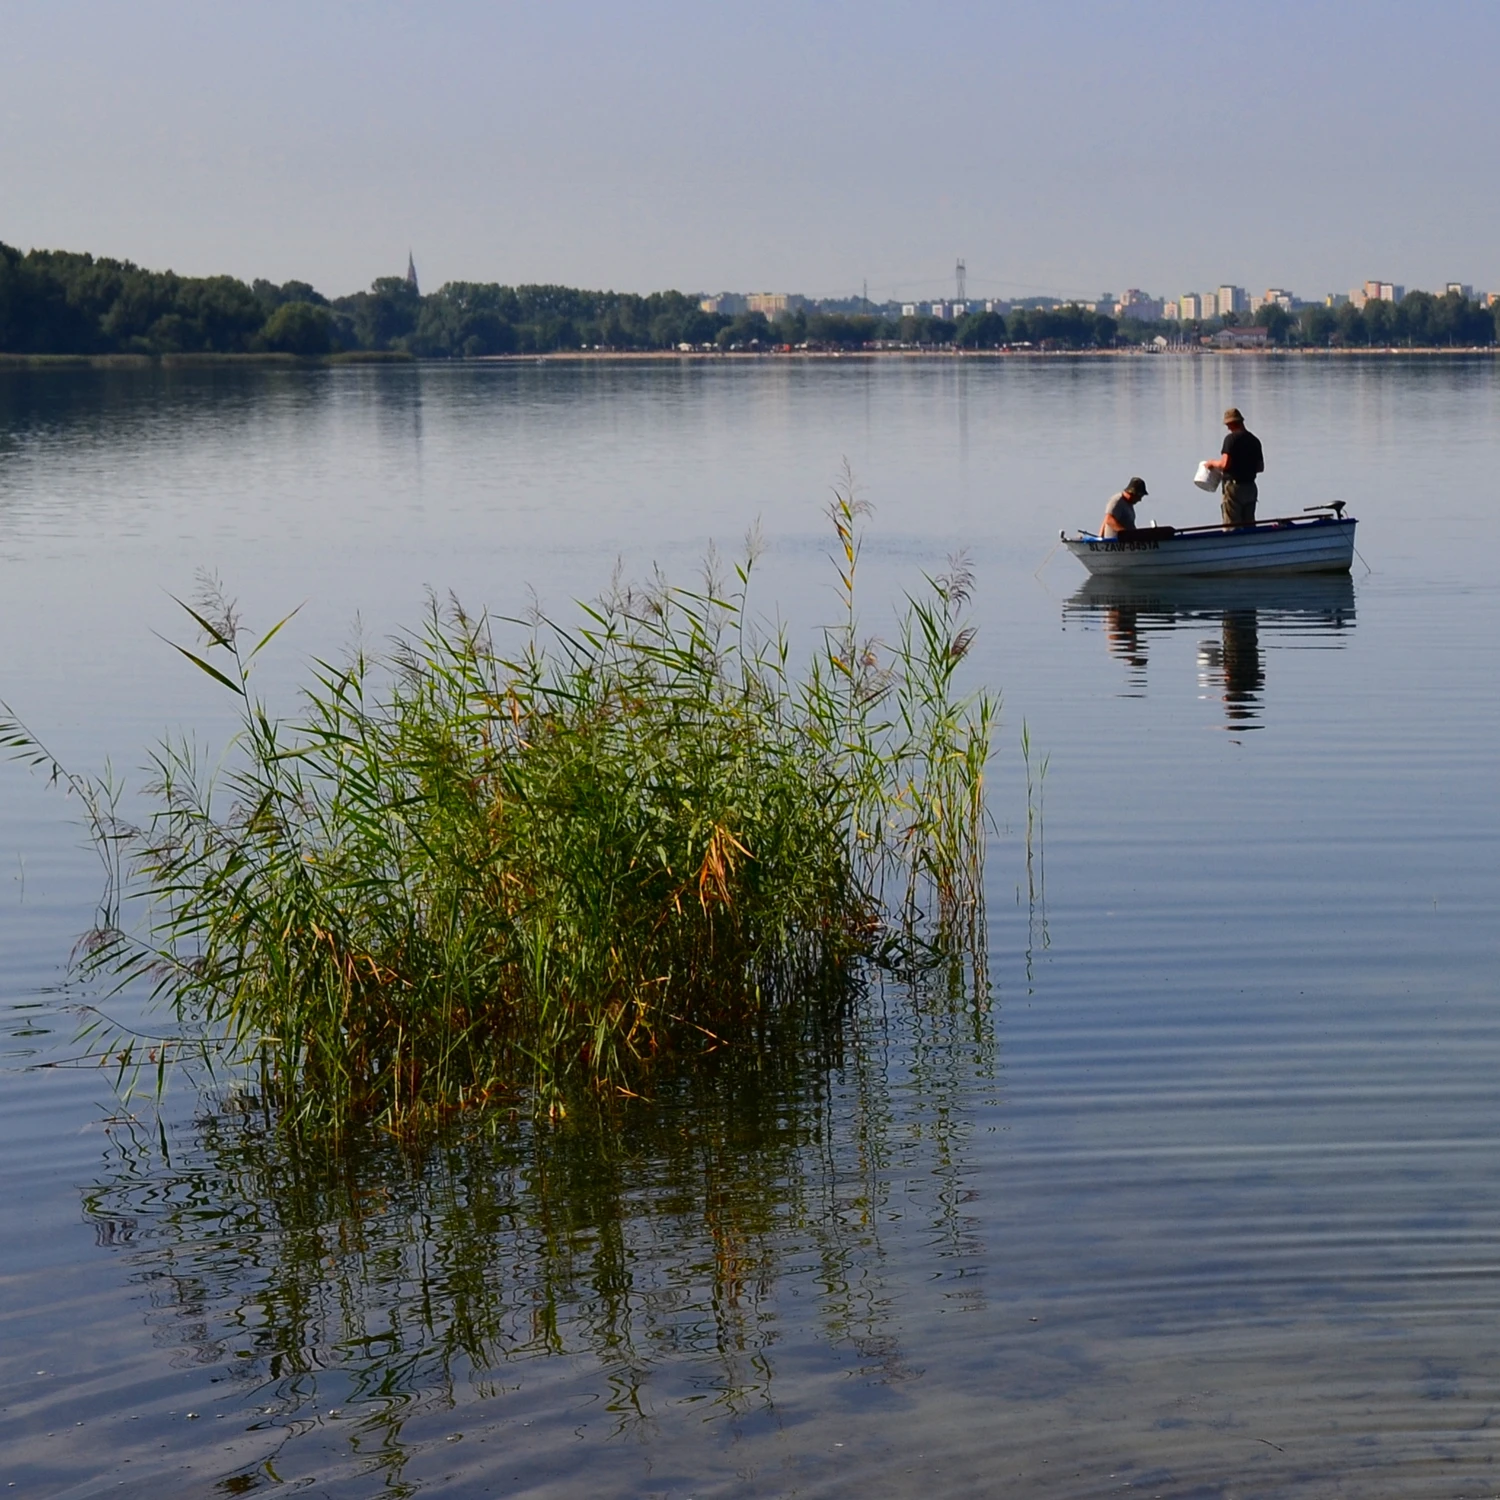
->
(1069, 513, 1355, 544)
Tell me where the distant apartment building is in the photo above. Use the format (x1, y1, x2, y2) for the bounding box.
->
(1179, 293, 1202, 321)
(1163, 300, 1180, 321)
(1325, 292, 1350, 307)
(919, 299, 998, 320)
(699, 293, 747, 316)
(1216, 285, 1248, 316)
(1444, 282, 1475, 300)
(1201, 292, 1219, 318)
(745, 293, 806, 319)
(1250, 288, 1296, 313)
(1116, 288, 1164, 321)
(1350, 280, 1403, 309)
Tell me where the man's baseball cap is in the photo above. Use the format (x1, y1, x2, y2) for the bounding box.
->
(1125, 477, 1148, 496)
(1223, 407, 1244, 423)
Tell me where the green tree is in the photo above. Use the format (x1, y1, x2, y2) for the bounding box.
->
(715, 312, 775, 349)
(806, 313, 879, 348)
(336, 277, 421, 350)
(775, 307, 809, 344)
(1298, 305, 1337, 346)
(1334, 303, 1368, 345)
(253, 278, 328, 315)
(1363, 298, 1397, 344)
(1253, 304, 1293, 344)
(0, 244, 99, 351)
(898, 313, 955, 345)
(100, 270, 183, 349)
(953, 310, 1007, 348)
(1009, 304, 1114, 349)
(178, 275, 264, 350)
(262, 300, 333, 356)
(1430, 290, 1493, 346)
(146, 312, 196, 353)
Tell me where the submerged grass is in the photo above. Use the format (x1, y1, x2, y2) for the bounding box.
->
(3, 484, 993, 1129)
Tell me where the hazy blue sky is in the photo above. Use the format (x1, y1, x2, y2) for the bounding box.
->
(4, 0, 1497, 303)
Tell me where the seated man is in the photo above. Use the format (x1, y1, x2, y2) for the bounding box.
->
(1100, 477, 1148, 539)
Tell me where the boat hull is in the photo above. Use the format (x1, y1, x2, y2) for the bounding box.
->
(1063, 517, 1356, 577)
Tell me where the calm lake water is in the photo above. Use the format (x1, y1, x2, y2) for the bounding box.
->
(2, 356, 1498, 1499)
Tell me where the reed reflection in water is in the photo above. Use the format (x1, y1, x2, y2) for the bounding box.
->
(80, 968, 993, 1495)
(1066, 575, 1356, 731)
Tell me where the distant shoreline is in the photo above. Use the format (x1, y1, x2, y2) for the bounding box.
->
(0, 351, 413, 370)
(0, 346, 1494, 371)
(473, 346, 1500, 362)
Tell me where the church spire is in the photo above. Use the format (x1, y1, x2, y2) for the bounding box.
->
(405, 251, 419, 295)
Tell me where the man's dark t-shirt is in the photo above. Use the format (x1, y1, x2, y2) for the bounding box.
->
(1221, 428, 1264, 483)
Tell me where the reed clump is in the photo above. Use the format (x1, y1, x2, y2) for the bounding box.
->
(5, 490, 993, 1128)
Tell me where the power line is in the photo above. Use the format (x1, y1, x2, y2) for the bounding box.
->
(860, 266, 1100, 303)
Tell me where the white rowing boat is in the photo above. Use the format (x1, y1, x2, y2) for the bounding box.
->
(1062, 505, 1356, 577)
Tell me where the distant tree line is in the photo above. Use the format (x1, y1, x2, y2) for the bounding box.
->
(699, 303, 1118, 351)
(0, 242, 1124, 356)
(0, 244, 731, 357)
(1285, 292, 1495, 348)
(1116, 291, 1497, 349)
(4, 241, 1492, 358)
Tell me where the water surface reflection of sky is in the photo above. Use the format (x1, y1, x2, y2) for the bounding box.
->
(1, 358, 1498, 1499)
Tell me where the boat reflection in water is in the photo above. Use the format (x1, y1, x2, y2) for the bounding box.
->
(1065, 574, 1356, 731)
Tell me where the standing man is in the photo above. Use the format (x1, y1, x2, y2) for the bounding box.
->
(1100, 476, 1148, 538)
(1205, 407, 1264, 527)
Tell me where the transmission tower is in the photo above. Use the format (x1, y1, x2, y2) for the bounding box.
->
(955, 258, 966, 303)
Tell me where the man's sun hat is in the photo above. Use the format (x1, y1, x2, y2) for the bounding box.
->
(1223, 407, 1244, 423)
(1125, 476, 1148, 497)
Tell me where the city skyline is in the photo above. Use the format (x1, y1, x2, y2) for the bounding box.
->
(701, 275, 1493, 321)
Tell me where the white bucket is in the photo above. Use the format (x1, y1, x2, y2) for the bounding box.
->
(1193, 461, 1222, 492)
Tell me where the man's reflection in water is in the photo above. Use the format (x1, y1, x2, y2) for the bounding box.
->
(1198, 607, 1265, 729)
(1103, 604, 1149, 690)
(1073, 575, 1354, 735)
